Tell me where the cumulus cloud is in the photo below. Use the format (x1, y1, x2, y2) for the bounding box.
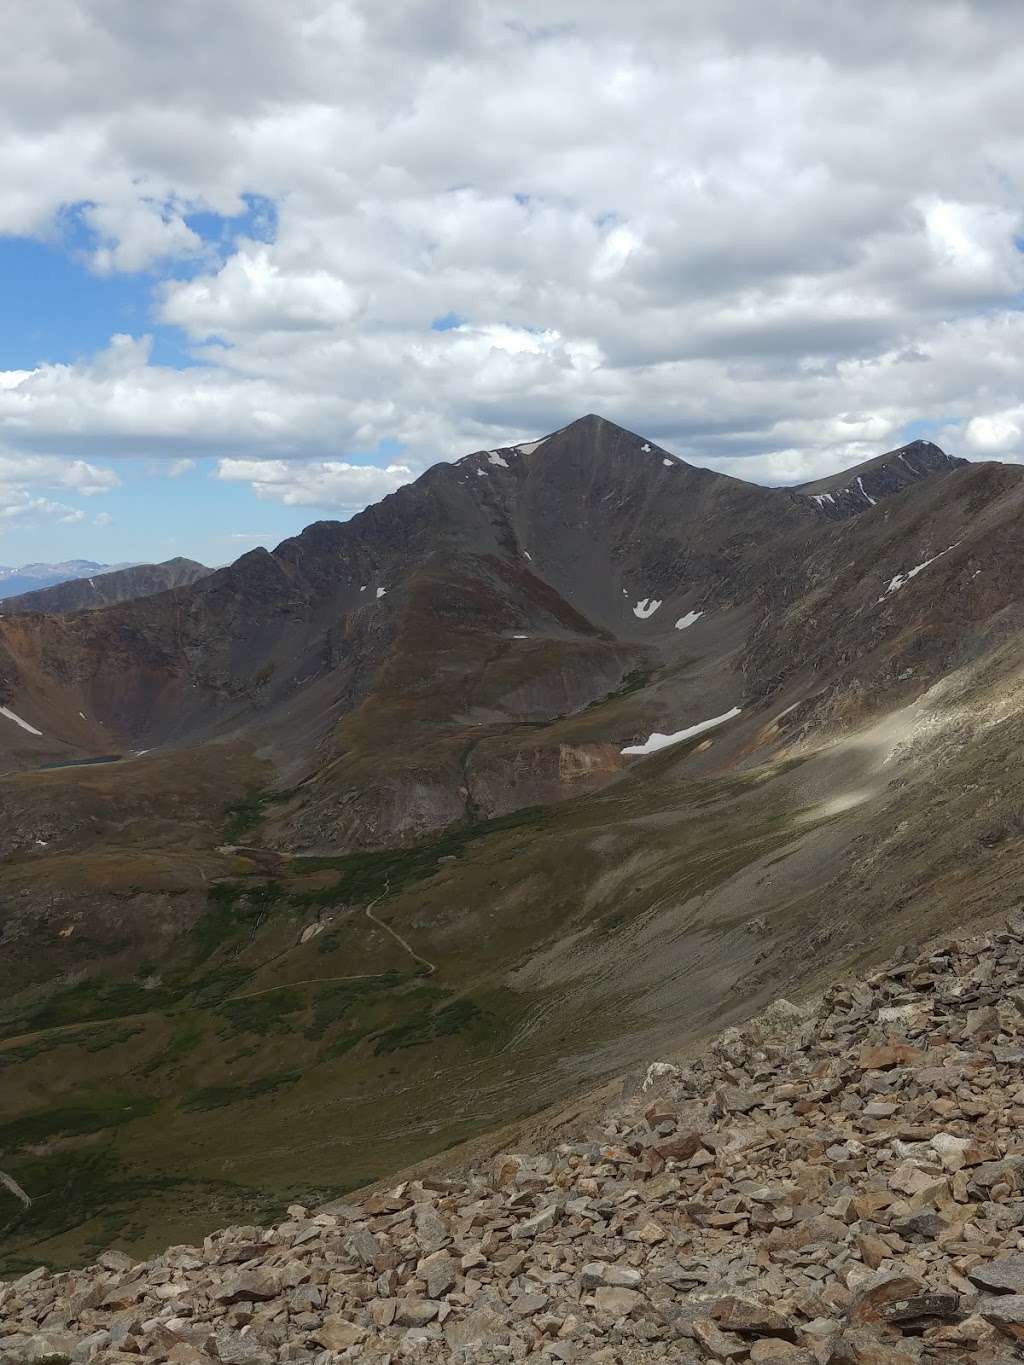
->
(216, 458, 413, 509)
(1, 0, 1024, 507)
(0, 451, 118, 537)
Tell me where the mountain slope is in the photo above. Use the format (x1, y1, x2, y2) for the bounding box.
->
(0, 560, 133, 599)
(0, 557, 211, 614)
(795, 438, 964, 518)
(5, 414, 1024, 1270)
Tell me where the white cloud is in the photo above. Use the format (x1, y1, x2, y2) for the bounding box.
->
(162, 245, 361, 335)
(0, 1, 1023, 505)
(84, 196, 206, 275)
(0, 452, 118, 537)
(964, 408, 1024, 458)
(93, 511, 114, 526)
(216, 457, 413, 509)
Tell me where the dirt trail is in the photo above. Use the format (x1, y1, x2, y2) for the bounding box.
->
(228, 884, 436, 1002)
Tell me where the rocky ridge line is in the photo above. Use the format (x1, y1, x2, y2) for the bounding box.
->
(8, 917, 1024, 1362)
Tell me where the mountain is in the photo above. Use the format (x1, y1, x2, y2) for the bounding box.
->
(3, 412, 1018, 1273)
(0, 557, 211, 614)
(795, 437, 964, 518)
(0, 417, 968, 846)
(0, 559, 134, 599)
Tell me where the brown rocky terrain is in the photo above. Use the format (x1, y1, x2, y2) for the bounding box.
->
(8, 913, 1024, 1362)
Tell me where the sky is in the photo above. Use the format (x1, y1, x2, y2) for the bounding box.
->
(1, 1, 1024, 567)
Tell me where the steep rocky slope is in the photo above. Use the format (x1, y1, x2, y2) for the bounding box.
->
(0, 558, 210, 615)
(796, 440, 964, 519)
(7, 913, 1024, 1363)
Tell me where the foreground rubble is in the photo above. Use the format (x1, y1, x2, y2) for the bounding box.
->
(10, 918, 1024, 1362)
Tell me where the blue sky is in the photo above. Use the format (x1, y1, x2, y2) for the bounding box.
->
(0, 204, 324, 567)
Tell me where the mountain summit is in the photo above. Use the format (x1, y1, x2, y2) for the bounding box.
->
(796, 438, 965, 517)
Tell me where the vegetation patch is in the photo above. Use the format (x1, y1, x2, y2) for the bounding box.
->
(372, 995, 486, 1054)
(82, 1023, 146, 1054)
(304, 972, 404, 1039)
(434, 997, 484, 1036)
(7, 978, 174, 1035)
(585, 667, 653, 710)
(0, 1093, 158, 1152)
(216, 988, 304, 1037)
(188, 965, 252, 1007)
(289, 805, 547, 909)
(148, 1017, 205, 1071)
(191, 881, 286, 959)
(223, 788, 294, 843)
(179, 1070, 301, 1112)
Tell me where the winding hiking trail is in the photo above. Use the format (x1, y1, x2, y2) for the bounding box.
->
(228, 882, 436, 1002)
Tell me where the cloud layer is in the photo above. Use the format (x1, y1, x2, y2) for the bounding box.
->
(2, 0, 1024, 518)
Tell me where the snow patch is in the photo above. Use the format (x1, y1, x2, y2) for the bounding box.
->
(523, 550, 532, 561)
(78, 711, 86, 719)
(376, 587, 387, 598)
(516, 439, 545, 456)
(633, 598, 662, 620)
(359, 585, 366, 592)
(855, 476, 877, 507)
(879, 542, 961, 600)
(0, 706, 42, 736)
(674, 610, 704, 631)
(622, 706, 742, 756)
(663, 458, 673, 467)
(640, 443, 652, 453)
(488, 451, 509, 468)
(476, 468, 487, 477)
(810, 492, 836, 507)
(511, 634, 529, 639)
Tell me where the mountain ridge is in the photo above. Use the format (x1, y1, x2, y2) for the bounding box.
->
(0, 557, 211, 615)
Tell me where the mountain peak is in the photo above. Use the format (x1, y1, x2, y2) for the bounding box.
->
(795, 438, 965, 518)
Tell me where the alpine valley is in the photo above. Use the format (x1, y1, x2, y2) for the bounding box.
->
(4, 413, 1023, 1280)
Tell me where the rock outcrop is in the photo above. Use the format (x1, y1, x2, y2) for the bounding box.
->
(8, 912, 1024, 1362)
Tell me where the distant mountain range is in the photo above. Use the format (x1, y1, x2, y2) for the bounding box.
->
(0, 559, 135, 599)
(0, 556, 211, 614)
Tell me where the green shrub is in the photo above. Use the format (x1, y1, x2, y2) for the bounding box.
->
(179, 1070, 300, 1111)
